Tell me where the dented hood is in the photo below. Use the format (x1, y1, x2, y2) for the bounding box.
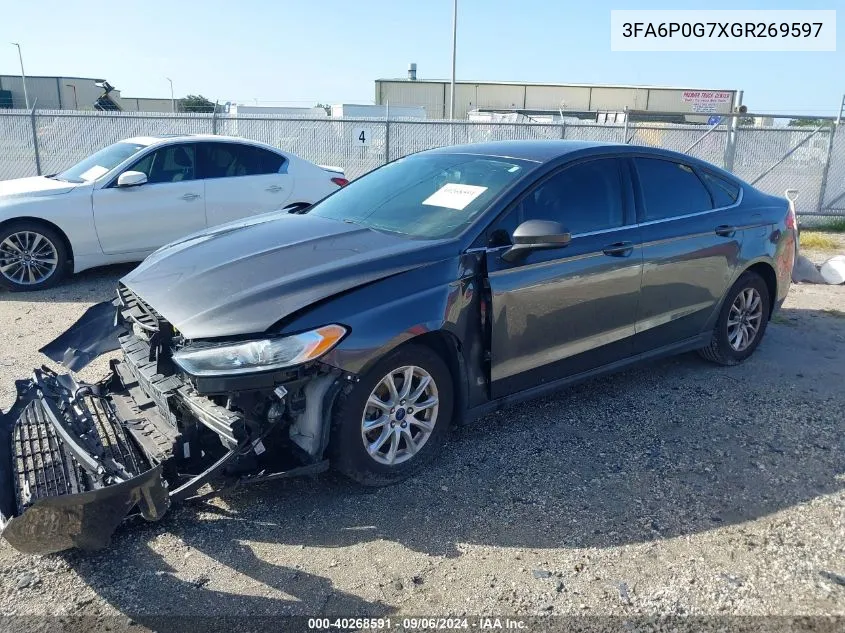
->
(121, 212, 453, 339)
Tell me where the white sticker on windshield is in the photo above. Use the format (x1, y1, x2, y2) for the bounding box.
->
(78, 165, 110, 182)
(422, 183, 488, 211)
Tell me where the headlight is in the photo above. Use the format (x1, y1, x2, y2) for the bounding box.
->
(172, 324, 347, 376)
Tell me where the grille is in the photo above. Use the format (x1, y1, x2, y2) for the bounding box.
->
(118, 283, 163, 332)
(75, 395, 145, 476)
(11, 395, 147, 514)
(13, 401, 84, 511)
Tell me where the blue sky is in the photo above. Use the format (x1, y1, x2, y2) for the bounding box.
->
(2, 0, 842, 114)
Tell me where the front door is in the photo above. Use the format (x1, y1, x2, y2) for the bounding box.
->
(485, 157, 644, 399)
(93, 143, 206, 255)
(199, 142, 293, 228)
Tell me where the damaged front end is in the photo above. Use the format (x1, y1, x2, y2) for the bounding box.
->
(0, 288, 347, 555)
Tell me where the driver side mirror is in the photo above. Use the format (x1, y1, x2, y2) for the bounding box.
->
(117, 171, 147, 188)
(501, 219, 571, 263)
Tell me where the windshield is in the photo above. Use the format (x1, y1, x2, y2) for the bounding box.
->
(54, 142, 148, 183)
(308, 153, 532, 239)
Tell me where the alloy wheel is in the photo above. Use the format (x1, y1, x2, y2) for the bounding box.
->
(727, 287, 763, 352)
(0, 231, 59, 286)
(361, 365, 439, 466)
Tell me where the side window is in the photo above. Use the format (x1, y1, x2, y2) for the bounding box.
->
(200, 143, 285, 178)
(487, 206, 522, 247)
(701, 170, 740, 208)
(634, 158, 713, 221)
(240, 146, 285, 175)
(200, 143, 238, 179)
(128, 144, 196, 184)
(521, 159, 625, 234)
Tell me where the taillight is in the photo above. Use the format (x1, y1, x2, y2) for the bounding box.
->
(331, 177, 349, 187)
(785, 203, 796, 231)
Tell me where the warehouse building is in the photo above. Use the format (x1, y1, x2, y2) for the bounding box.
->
(0, 75, 172, 111)
(375, 65, 739, 122)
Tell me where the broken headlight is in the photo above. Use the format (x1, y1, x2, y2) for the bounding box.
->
(172, 325, 347, 376)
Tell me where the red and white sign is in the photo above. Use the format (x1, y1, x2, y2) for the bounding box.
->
(682, 91, 733, 113)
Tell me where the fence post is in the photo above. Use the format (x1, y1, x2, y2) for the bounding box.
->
(622, 107, 629, 144)
(384, 120, 391, 164)
(723, 90, 743, 172)
(817, 123, 837, 214)
(29, 100, 42, 176)
(560, 121, 566, 139)
(212, 101, 219, 135)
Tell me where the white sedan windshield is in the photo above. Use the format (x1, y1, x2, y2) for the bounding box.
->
(54, 142, 147, 183)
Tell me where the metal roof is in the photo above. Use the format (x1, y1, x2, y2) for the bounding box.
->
(375, 78, 737, 92)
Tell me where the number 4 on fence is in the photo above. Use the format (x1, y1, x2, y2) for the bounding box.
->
(354, 128, 371, 146)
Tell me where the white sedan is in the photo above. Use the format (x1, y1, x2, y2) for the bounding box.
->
(0, 135, 348, 291)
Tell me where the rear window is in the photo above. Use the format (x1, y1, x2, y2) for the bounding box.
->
(701, 171, 741, 207)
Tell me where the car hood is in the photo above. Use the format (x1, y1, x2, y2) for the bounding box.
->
(121, 212, 455, 339)
(0, 176, 83, 200)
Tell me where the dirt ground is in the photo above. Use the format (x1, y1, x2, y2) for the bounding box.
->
(0, 239, 843, 632)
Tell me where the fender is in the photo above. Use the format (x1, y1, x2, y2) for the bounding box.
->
(277, 253, 490, 410)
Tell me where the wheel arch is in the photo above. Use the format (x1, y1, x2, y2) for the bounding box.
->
(336, 328, 470, 427)
(741, 260, 778, 319)
(399, 330, 469, 424)
(0, 216, 75, 264)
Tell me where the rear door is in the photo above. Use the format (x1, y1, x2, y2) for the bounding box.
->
(630, 156, 745, 353)
(92, 143, 206, 255)
(199, 142, 292, 227)
(485, 157, 643, 398)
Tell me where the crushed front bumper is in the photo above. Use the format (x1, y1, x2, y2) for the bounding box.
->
(1, 299, 336, 555)
(0, 369, 170, 554)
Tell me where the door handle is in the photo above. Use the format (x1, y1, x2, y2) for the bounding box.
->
(265, 185, 284, 193)
(715, 225, 737, 237)
(602, 241, 634, 257)
(181, 193, 200, 201)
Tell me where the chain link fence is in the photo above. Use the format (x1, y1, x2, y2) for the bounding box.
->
(0, 109, 842, 219)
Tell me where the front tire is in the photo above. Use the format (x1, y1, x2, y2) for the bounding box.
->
(0, 222, 69, 292)
(329, 344, 454, 486)
(698, 270, 770, 366)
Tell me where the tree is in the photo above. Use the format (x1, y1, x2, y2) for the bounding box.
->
(315, 103, 332, 115)
(788, 118, 830, 127)
(179, 95, 216, 113)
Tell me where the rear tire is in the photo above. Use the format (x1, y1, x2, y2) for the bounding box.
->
(0, 221, 70, 292)
(698, 271, 770, 366)
(329, 344, 454, 486)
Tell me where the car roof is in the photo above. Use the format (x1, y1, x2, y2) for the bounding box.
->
(424, 140, 619, 162)
(120, 134, 286, 154)
(422, 139, 738, 179)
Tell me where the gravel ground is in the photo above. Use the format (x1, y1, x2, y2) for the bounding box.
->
(0, 245, 843, 631)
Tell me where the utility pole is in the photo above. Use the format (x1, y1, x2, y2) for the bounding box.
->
(11, 43, 30, 109)
(449, 0, 457, 120)
(166, 77, 175, 112)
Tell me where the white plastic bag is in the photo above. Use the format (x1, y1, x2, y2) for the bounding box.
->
(819, 255, 845, 285)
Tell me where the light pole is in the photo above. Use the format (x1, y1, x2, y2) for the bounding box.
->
(10, 43, 30, 110)
(166, 77, 175, 112)
(449, 0, 457, 120)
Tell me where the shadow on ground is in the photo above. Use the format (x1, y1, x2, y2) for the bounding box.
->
(58, 306, 845, 619)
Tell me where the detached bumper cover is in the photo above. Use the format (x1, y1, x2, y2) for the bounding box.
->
(0, 371, 170, 555)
